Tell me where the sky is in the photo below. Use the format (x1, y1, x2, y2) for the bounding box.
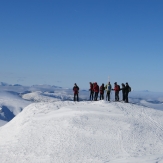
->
(0, 0, 163, 91)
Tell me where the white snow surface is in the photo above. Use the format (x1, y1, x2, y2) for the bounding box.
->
(0, 83, 163, 162)
(0, 100, 163, 163)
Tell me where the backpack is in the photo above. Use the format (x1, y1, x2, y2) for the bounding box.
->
(108, 85, 111, 91)
(73, 86, 79, 94)
(128, 86, 131, 92)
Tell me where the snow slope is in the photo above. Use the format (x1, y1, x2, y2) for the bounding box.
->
(0, 101, 163, 163)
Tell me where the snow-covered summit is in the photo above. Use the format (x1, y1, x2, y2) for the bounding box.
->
(0, 101, 163, 163)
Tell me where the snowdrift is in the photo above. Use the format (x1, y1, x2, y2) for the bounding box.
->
(0, 101, 163, 163)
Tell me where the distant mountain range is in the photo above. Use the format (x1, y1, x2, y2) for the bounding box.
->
(0, 82, 62, 88)
(0, 82, 10, 86)
(0, 82, 22, 86)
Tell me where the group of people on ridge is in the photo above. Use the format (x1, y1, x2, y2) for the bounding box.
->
(89, 82, 131, 102)
(73, 82, 131, 103)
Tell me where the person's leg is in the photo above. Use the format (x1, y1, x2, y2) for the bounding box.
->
(77, 93, 79, 101)
(95, 92, 98, 101)
(115, 92, 116, 101)
(108, 92, 110, 101)
(90, 91, 92, 100)
(90, 91, 93, 100)
(92, 92, 94, 100)
(126, 92, 129, 103)
(74, 94, 76, 101)
(102, 93, 104, 100)
(115, 92, 118, 101)
(96, 92, 98, 101)
(123, 92, 125, 101)
(94, 92, 96, 101)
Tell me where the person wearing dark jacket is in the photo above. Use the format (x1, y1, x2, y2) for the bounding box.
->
(112, 82, 120, 101)
(120, 83, 126, 101)
(125, 82, 130, 103)
(100, 83, 105, 100)
(93, 82, 99, 101)
(89, 82, 94, 101)
(73, 83, 79, 101)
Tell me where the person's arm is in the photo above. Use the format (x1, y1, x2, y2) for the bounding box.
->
(105, 85, 107, 90)
(89, 85, 91, 91)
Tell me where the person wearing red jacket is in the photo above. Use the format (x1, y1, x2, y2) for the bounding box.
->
(93, 82, 99, 101)
(112, 82, 120, 101)
(100, 83, 105, 100)
(73, 83, 79, 101)
(89, 82, 94, 101)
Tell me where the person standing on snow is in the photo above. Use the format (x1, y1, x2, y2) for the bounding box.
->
(89, 82, 94, 101)
(100, 83, 105, 100)
(112, 82, 120, 101)
(120, 83, 126, 101)
(73, 83, 79, 101)
(105, 82, 112, 101)
(124, 82, 131, 103)
(93, 82, 99, 101)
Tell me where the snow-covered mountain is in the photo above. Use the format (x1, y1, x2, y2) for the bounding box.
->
(0, 101, 163, 162)
(0, 83, 163, 162)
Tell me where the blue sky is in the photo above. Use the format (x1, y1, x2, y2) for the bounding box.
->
(0, 0, 163, 91)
